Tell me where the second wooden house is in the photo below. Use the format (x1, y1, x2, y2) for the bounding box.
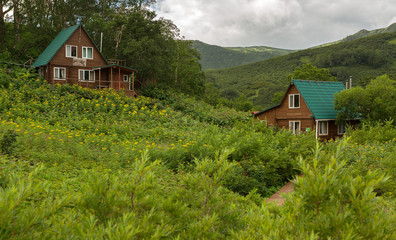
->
(254, 79, 359, 140)
(32, 24, 138, 97)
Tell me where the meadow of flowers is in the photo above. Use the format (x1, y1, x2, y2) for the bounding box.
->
(0, 67, 394, 239)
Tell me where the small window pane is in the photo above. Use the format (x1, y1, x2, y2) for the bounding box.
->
(88, 48, 93, 58)
(319, 121, 328, 135)
(294, 95, 300, 107)
(71, 46, 77, 57)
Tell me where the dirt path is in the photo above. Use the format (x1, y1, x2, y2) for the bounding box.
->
(265, 181, 295, 206)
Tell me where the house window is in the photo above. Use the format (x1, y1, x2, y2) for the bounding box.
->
(123, 75, 129, 82)
(318, 121, 328, 135)
(289, 94, 300, 108)
(54, 67, 66, 80)
(338, 123, 346, 135)
(79, 69, 95, 82)
(82, 47, 93, 59)
(289, 121, 300, 134)
(66, 45, 77, 58)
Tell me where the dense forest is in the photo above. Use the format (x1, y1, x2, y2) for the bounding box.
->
(192, 40, 294, 70)
(0, 0, 205, 95)
(206, 31, 396, 108)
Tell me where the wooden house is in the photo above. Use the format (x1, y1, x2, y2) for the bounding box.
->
(32, 25, 138, 97)
(253, 79, 359, 140)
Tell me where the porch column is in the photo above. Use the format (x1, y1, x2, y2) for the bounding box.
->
(132, 72, 135, 90)
(118, 67, 121, 89)
(110, 67, 113, 88)
(99, 68, 101, 88)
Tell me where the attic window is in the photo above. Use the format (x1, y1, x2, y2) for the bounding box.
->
(66, 45, 77, 58)
(82, 47, 93, 59)
(289, 94, 300, 108)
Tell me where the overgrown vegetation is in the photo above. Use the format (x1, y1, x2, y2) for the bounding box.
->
(0, 66, 394, 239)
(192, 40, 294, 70)
(0, 0, 205, 96)
(207, 31, 396, 108)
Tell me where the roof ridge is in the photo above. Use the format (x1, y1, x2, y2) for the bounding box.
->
(32, 25, 80, 67)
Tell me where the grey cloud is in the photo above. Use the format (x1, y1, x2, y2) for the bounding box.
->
(154, 0, 396, 49)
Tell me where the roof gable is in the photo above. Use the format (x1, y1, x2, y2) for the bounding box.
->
(32, 25, 108, 67)
(293, 79, 345, 120)
(32, 25, 80, 67)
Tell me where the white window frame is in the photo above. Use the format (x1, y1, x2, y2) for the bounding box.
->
(338, 123, 346, 135)
(289, 121, 300, 134)
(289, 94, 300, 108)
(78, 69, 95, 82)
(318, 121, 328, 136)
(123, 75, 129, 82)
(82, 46, 93, 59)
(66, 45, 77, 58)
(54, 67, 66, 80)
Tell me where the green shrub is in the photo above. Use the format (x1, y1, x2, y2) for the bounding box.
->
(0, 129, 17, 155)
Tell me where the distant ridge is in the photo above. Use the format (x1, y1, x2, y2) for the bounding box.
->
(192, 40, 294, 70)
(341, 22, 396, 42)
(315, 22, 396, 48)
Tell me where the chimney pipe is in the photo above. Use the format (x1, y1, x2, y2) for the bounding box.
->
(349, 76, 352, 89)
(345, 81, 349, 89)
(100, 32, 103, 53)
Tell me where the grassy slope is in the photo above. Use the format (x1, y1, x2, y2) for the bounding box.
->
(206, 32, 396, 109)
(192, 40, 294, 70)
(0, 68, 395, 239)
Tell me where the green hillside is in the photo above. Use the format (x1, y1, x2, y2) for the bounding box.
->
(341, 22, 396, 42)
(192, 40, 294, 70)
(206, 31, 396, 109)
(0, 67, 395, 239)
(315, 22, 396, 48)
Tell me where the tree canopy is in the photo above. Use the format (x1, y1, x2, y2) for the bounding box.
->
(0, 0, 205, 95)
(288, 63, 337, 81)
(334, 74, 396, 123)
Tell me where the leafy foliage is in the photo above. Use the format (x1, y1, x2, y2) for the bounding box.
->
(192, 40, 294, 70)
(207, 32, 396, 108)
(0, 0, 205, 96)
(335, 74, 396, 123)
(288, 63, 337, 81)
(0, 67, 394, 239)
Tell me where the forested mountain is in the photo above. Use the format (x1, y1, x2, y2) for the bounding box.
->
(192, 40, 294, 70)
(0, 0, 205, 95)
(315, 22, 396, 48)
(341, 22, 396, 42)
(206, 31, 396, 108)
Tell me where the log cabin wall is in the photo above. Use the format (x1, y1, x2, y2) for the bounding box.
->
(48, 26, 107, 87)
(256, 84, 315, 132)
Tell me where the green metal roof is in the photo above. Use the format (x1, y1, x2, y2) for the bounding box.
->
(32, 25, 80, 67)
(293, 79, 345, 120)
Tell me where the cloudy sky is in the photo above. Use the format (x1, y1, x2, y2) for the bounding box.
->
(153, 0, 396, 49)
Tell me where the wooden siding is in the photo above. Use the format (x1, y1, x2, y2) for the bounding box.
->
(255, 83, 356, 140)
(35, 26, 136, 94)
(256, 84, 315, 132)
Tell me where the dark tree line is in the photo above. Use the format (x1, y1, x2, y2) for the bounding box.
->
(0, 0, 205, 95)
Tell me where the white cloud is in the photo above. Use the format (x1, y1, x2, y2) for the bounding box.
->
(154, 0, 396, 49)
